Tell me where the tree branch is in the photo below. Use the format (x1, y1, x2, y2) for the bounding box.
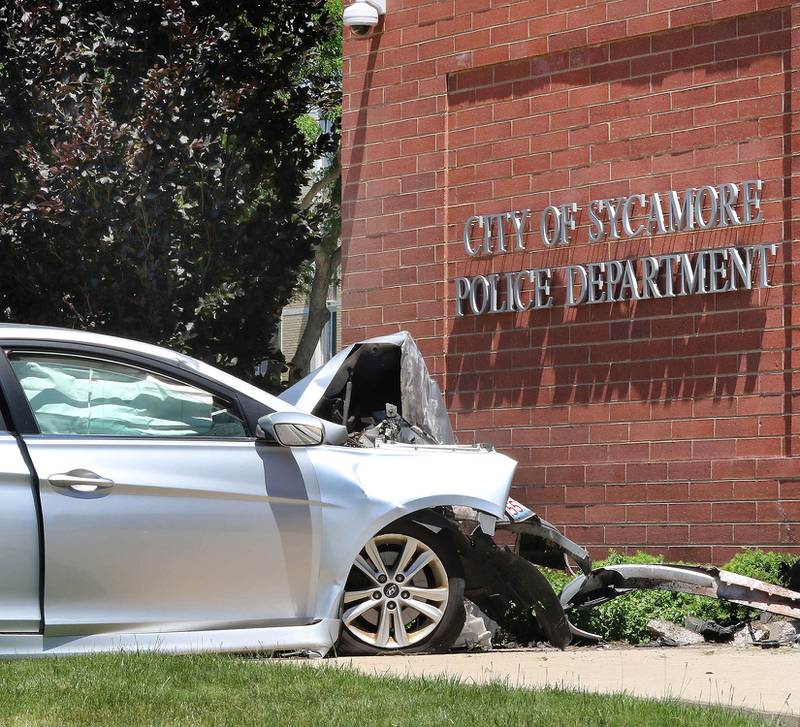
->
(299, 151, 340, 211)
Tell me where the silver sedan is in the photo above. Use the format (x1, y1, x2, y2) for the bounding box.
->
(0, 325, 516, 657)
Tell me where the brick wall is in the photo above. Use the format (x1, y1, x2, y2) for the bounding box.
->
(341, 0, 800, 562)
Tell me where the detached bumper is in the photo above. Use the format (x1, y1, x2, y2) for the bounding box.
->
(560, 563, 800, 620)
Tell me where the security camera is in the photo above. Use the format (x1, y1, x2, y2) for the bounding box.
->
(343, 0, 386, 37)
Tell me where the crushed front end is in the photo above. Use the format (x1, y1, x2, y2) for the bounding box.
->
(282, 331, 800, 650)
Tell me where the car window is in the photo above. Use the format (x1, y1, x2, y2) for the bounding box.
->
(8, 352, 247, 438)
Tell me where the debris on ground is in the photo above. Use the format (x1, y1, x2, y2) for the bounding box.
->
(758, 618, 800, 645)
(683, 616, 738, 643)
(454, 600, 497, 651)
(729, 619, 800, 648)
(647, 619, 705, 646)
(471, 508, 800, 651)
(559, 563, 800, 622)
(733, 623, 769, 644)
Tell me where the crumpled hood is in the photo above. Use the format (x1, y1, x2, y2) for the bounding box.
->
(279, 331, 456, 445)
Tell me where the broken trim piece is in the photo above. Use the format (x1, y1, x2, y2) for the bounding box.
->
(504, 517, 593, 576)
(560, 563, 800, 620)
(456, 531, 573, 649)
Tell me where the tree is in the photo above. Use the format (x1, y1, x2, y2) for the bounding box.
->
(0, 0, 337, 389)
(286, 0, 341, 384)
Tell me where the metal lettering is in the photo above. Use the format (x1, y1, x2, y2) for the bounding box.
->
(622, 194, 646, 237)
(708, 249, 731, 293)
(754, 243, 777, 287)
(668, 189, 695, 232)
(480, 216, 493, 255)
(660, 254, 680, 298)
(493, 216, 507, 253)
(455, 277, 470, 316)
(618, 259, 642, 300)
(558, 202, 578, 245)
(513, 271, 531, 311)
(567, 265, 588, 306)
(586, 263, 606, 304)
(507, 210, 530, 251)
(679, 251, 707, 295)
(728, 247, 752, 290)
(718, 183, 740, 227)
(742, 180, 764, 224)
(602, 197, 625, 240)
(463, 216, 481, 256)
(488, 273, 501, 311)
(694, 185, 719, 230)
(641, 256, 662, 299)
(588, 200, 604, 243)
(456, 179, 771, 316)
(469, 275, 491, 315)
(534, 268, 554, 308)
(540, 206, 561, 247)
(605, 260, 624, 302)
(500, 272, 515, 311)
(455, 243, 778, 316)
(646, 192, 668, 235)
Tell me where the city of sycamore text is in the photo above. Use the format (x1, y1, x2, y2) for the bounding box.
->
(455, 179, 776, 317)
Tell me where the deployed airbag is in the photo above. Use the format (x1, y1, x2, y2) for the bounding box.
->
(10, 355, 245, 437)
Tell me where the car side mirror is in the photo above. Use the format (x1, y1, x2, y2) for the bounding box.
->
(256, 412, 325, 447)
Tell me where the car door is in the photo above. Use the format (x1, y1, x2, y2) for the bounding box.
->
(4, 347, 321, 636)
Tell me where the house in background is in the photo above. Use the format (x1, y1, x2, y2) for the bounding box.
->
(280, 290, 341, 379)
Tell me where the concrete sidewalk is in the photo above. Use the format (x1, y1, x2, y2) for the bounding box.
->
(321, 647, 800, 720)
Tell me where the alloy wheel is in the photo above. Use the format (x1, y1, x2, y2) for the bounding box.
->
(342, 533, 450, 649)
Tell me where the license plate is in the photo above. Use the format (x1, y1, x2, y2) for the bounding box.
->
(505, 497, 535, 522)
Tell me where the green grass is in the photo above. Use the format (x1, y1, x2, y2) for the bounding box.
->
(0, 653, 772, 726)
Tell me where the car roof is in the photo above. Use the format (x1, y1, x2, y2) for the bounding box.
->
(0, 323, 293, 412)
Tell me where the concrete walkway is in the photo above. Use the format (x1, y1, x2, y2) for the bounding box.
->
(320, 647, 800, 720)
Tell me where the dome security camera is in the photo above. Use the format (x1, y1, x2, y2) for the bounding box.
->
(343, 0, 386, 37)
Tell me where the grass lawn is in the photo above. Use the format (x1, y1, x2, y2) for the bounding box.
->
(0, 653, 772, 726)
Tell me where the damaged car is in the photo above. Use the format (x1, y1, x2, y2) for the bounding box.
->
(1, 325, 798, 658)
(0, 325, 521, 657)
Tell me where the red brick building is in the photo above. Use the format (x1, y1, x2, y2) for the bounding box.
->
(340, 0, 800, 562)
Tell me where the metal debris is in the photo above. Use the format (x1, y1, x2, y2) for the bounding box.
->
(683, 616, 738, 643)
(507, 517, 592, 576)
(496, 511, 800, 648)
(458, 530, 573, 649)
(559, 563, 800, 621)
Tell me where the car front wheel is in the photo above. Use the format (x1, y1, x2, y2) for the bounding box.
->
(337, 521, 465, 655)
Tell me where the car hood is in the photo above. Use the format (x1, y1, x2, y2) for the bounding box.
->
(279, 331, 456, 445)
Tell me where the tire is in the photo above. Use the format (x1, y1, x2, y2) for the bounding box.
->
(336, 521, 466, 656)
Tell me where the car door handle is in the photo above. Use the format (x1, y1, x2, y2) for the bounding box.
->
(48, 470, 115, 493)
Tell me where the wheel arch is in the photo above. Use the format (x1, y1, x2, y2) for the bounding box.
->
(319, 499, 497, 622)
(344, 496, 497, 577)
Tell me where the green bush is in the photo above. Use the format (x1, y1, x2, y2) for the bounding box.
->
(539, 548, 800, 644)
(723, 547, 799, 585)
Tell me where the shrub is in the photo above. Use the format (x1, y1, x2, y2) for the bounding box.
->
(723, 547, 800, 585)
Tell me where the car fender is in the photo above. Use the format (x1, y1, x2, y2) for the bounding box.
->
(303, 444, 516, 620)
